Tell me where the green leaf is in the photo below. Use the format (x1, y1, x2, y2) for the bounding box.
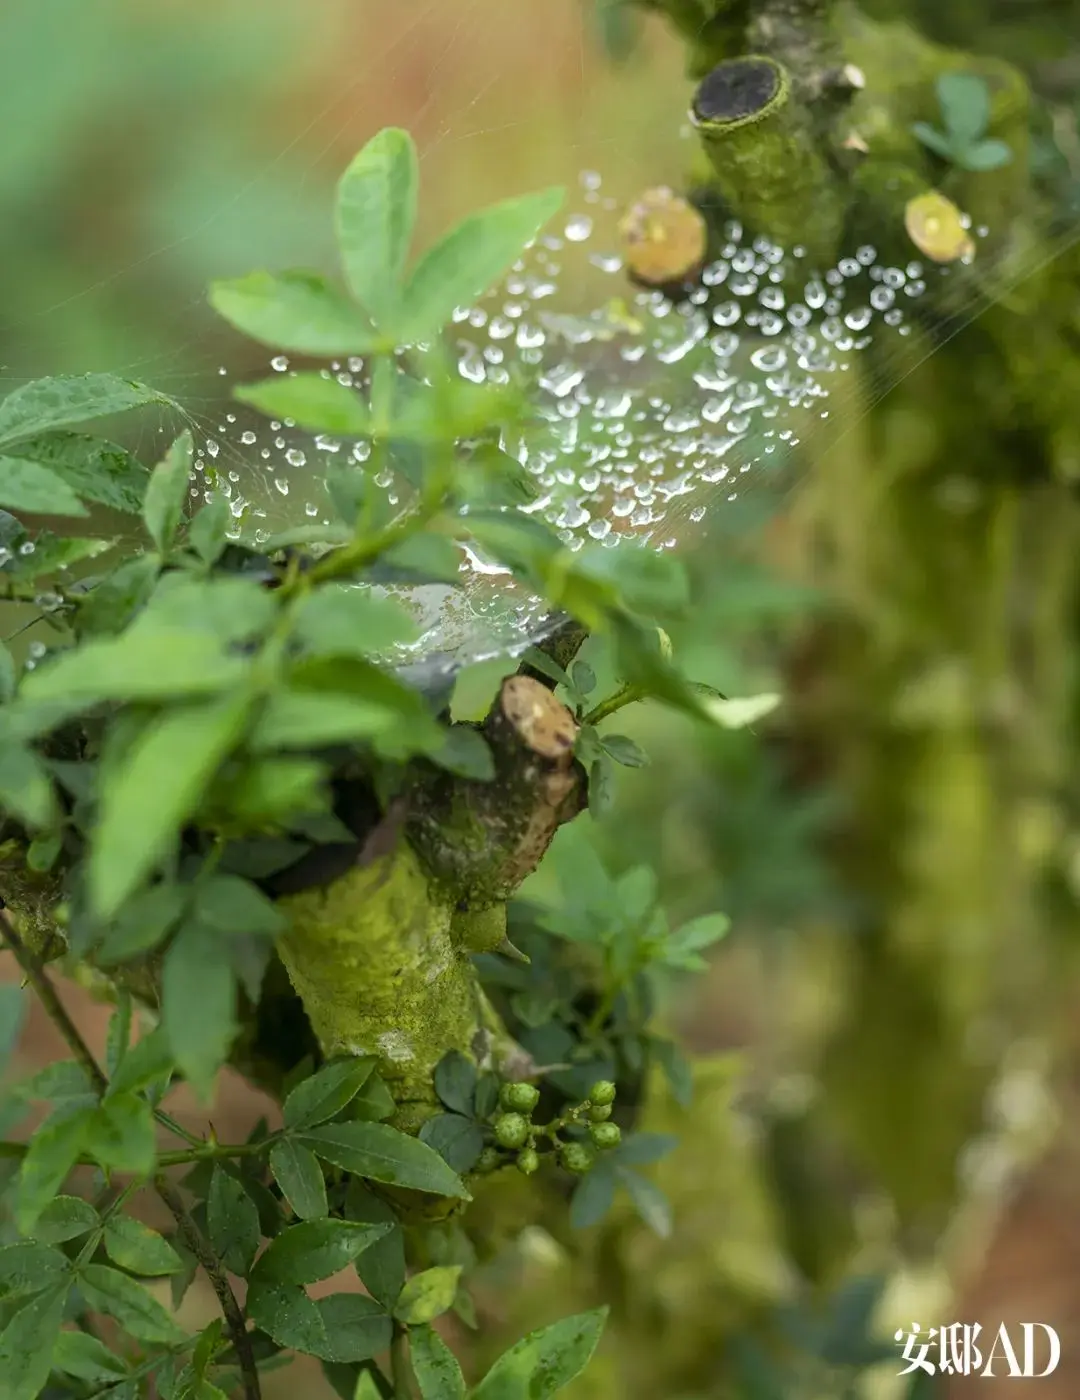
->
(20, 629, 248, 708)
(0, 983, 27, 1072)
(959, 137, 1012, 171)
(348, 1072, 397, 1122)
(569, 659, 595, 696)
(193, 873, 286, 938)
(665, 912, 730, 970)
(33, 1194, 100, 1244)
(432, 1051, 477, 1117)
(0, 745, 58, 829)
(0, 455, 89, 515)
(15, 1105, 93, 1233)
(0, 1241, 71, 1299)
(104, 1214, 183, 1275)
(83, 1092, 157, 1176)
(600, 734, 648, 767)
(209, 270, 378, 356)
(162, 920, 238, 1101)
(521, 647, 570, 688)
(283, 1057, 377, 1131)
(225, 756, 328, 825)
(3, 530, 116, 581)
(0, 1283, 69, 1400)
(251, 687, 432, 752)
(188, 494, 231, 565)
(352, 1374, 384, 1400)
(89, 692, 252, 919)
(207, 1166, 262, 1277)
(910, 121, 956, 160)
(417, 1114, 484, 1174)
(76, 553, 161, 637)
(78, 1263, 186, 1343)
(2, 432, 149, 514)
(936, 71, 990, 144)
(344, 1184, 405, 1310)
(299, 1121, 470, 1198)
(140, 572, 278, 645)
(0, 374, 173, 453)
(142, 430, 193, 552)
(270, 1139, 329, 1220)
(234, 374, 371, 437)
(52, 1329, 130, 1385)
(97, 886, 188, 966)
(393, 1265, 462, 1325)
(409, 1324, 466, 1400)
(651, 1037, 693, 1108)
(400, 186, 564, 340)
(292, 585, 418, 660)
(252, 1219, 391, 1286)
(588, 755, 614, 819)
(569, 1165, 617, 1230)
(611, 1132, 678, 1167)
(618, 1167, 672, 1238)
(472, 1308, 609, 1399)
(246, 1282, 391, 1362)
(336, 128, 418, 325)
(431, 727, 495, 781)
(382, 530, 463, 583)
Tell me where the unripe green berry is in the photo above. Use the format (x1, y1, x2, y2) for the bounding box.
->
(516, 1147, 540, 1176)
(588, 1079, 617, 1106)
(587, 1103, 612, 1123)
(493, 1112, 529, 1150)
(589, 1121, 621, 1149)
(559, 1141, 596, 1175)
(476, 1146, 501, 1173)
(499, 1081, 540, 1114)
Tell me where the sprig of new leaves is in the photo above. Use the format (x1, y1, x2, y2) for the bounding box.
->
(912, 72, 1012, 172)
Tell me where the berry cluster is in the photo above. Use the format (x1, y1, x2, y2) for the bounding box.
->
(475, 1079, 620, 1177)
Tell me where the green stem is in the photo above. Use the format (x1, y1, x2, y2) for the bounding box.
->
(0, 1137, 270, 1168)
(583, 683, 645, 727)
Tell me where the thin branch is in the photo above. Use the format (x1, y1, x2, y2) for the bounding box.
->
(0, 908, 107, 1095)
(0, 909, 262, 1400)
(155, 1173, 261, 1400)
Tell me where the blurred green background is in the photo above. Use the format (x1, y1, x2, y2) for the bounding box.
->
(4, 0, 1080, 1396)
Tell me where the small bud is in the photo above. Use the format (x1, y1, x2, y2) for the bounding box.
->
(516, 1147, 540, 1176)
(499, 1081, 541, 1114)
(588, 1080, 617, 1107)
(493, 1112, 530, 1150)
(475, 1146, 501, 1173)
(589, 1121, 622, 1150)
(588, 1103, 613, 1123)
(559, 1141, 596, 1175)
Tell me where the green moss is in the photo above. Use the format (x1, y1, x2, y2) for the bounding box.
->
(692, 56, 845, 265)
(451, 903, 507, 954)
(275, 842, 482, 1107)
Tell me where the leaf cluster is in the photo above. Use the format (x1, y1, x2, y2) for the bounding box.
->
(912, 72, 1013, 172)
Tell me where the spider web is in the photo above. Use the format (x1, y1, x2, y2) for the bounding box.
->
(1, 0, 1078, 668)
